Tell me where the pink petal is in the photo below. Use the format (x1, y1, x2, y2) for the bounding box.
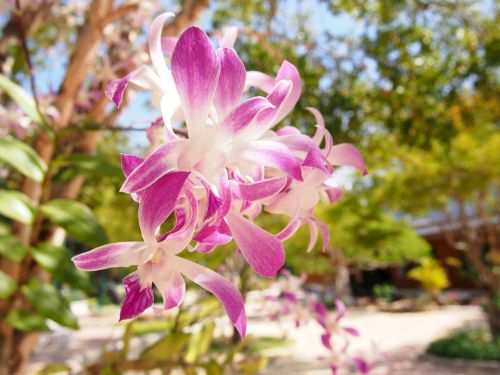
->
(335, 299, 346, 322)
(245, 71, 275, 92)
(239, 80, 292, 140)
(214, 48, 246, 118)
(120, 272, 154, 321)
(148, 13, 175, 80)
(306, 219, 319, 253)
(321, 332, 332, 350)
(155, 270, 186, 310)
(303, 146, 329, 173)
(276, 218, 301, 241)
(225, 211, 285, 278)
(72, 242, 145, 271)
(175, 256, 246, 337)
(121, 153, 144, 177)
(344, 327, 360, 337)
(327, 144, 367, 176)
(325, 187, 343, 203)
(138, 171, 190, 244)
(106, 65, 162, 107)
(352, 357, 372, 374)
(220, 96, 274, 135)
(121, 141, 182, 194)
(220, 26, 238, 48)
(316, 219, 331, 251)
(161, 36, 178, 56)
(240, 140, 302, 181)
(230, 176, 287, 201)
(272, 61, 302, 125)
(276, 126, 301, 136)
(308, 107, 333, 155)
(171, 27, 220, 136)
(194, 220, 232, 246)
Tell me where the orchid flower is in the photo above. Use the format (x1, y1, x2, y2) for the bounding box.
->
(315, 300, 360, 351)
(72, 10, 368, 339)
(72, 172, 246, 337)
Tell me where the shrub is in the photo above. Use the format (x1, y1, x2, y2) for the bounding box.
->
(427, 329, 500, 361)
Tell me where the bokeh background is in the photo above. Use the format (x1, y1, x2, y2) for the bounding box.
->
(0, 0, 498, 374)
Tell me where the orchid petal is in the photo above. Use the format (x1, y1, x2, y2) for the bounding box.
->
(276, 217, 301, 241)
(121, 153, 144, 177)
(239, 140, 302, 181)
(72, 242, 145, 271)
(325, 187, 343, 203)
(120, 272, 154, 321)
(220, 26, 238, 48)
(226, 211, 285, 278)
(121, 141, 182, 194)
(161, 36, 178, 56)
(155, 270, 186, 310)
(344, 327, 360, 337)
(106, 65, 162, 107)
(335, 299, 346, 322)
(230, 176, 287, 201)
(306, 220, 319, 253)
(171, 27, 220, 136)
(149, 13, 175, 80)
(139, 171, 190, 244)
(327, 144, 367, 175)
(175, 256, 246, 337)
(220, 96, 273, 135)
(245, 71, 275, 92)
(321, 332, 332, 350)
(214, 48, 246, 119)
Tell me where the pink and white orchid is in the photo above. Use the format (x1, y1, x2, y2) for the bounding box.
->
(72, 11, 366, 338)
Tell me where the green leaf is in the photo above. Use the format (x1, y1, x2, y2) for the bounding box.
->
(0, 270, 17, 298)
(5, 310, 50, 332)
(203, 360, 224, 375)
(31, 243, 91, 292)
(0, 74, 42, 123)
(0, 138, 47, 182)
(32, 363, 71, 375)
(140, 333, 190, 361)
(22, 279, 78, 329)
(236, 356, 268, 375)
(0, 189, 35, 224)
(184, 323, 215, 363)
(0, 234, 28, 262)
(53, 154, 122, 180)
(40, 199, 107, 247)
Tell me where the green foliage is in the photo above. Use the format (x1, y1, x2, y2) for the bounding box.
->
(0, 234, 28, 262)
(0, 189, 35, 224)
(31, 243, 91, 292)
(407, 258, 450, 296)
(53, 154, 122, 181)
(139, 332, 190, 361)
(40, 199, 108, 247)
(0, 138, 47, 182)
(427, 329, 500, 361)
(372, 283, 396, 302)
(184, 323, 216, 363)
(0, 74, 43, 123)
(21, 279, 78, 329)
(0, 270, 17, 298)
(4, 310, 50, 332)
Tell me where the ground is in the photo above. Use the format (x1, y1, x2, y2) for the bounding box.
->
(26, 304, 497, 374)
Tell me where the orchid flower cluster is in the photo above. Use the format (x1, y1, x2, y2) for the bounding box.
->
(260, 272, 383, 374)
(72, 12, 366, 339)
